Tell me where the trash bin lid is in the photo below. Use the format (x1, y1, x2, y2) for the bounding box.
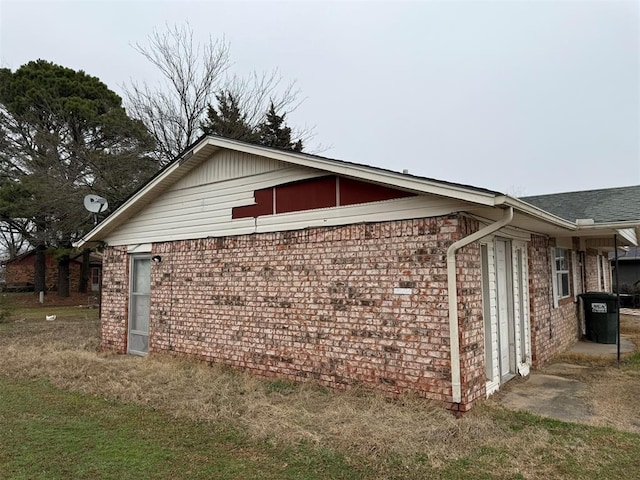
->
(579, 292, 619, 300)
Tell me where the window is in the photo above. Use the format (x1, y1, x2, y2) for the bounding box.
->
(91, 267, 100, 292)
(555, 248, 571, 299)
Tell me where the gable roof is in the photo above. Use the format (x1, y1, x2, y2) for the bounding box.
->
(76, 135, 640, 248)
(523, 186, 640, 223)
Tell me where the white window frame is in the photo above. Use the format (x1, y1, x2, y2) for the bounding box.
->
(554, 247, 571, 300)
(552, 248, 571, 304)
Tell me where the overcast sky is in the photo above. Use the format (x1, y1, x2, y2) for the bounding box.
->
(1, 0, 638, 196)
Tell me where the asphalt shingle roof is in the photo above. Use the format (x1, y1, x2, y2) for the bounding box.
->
(522, 185, 640, 223)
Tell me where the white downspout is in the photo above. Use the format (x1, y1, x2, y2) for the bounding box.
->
(447, 207, 514, 404)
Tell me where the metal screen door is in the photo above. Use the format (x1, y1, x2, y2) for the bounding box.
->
(495, 239, 516, 380)
(128, 255, 151, 355)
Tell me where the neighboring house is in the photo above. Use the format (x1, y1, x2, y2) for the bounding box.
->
(3, 249, 102, 292)
(77, 136, 640, 412)
(610, 246, 640, 289)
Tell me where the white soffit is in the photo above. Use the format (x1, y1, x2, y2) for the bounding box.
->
(617, 228, 638, 246)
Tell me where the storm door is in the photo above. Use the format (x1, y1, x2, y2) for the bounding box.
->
(128, 255, 151, 355)
(495, 238, 516, 381)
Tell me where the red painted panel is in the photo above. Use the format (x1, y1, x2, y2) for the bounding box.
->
(233, 175, 415, 219)
(232, 188, 274, 219)
(339, 177, 414, 206)
(276, 176, 337, 214)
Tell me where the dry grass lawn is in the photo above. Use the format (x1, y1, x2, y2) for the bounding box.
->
(0, 306, 484, 464)
(1, 299, 639, 479)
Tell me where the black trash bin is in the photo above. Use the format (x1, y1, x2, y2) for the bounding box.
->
(579, 292, 619, 344)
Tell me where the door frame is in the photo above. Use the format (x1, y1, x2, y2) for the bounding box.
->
(495, 237, 516, 382)
(481, 236, 531, 396)
(128, 254, 151, 356)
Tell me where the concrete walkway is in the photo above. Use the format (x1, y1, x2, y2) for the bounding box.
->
(495, 334, 636, 425)
(498, 368, 594, 423)
(567, 336, 635, 355)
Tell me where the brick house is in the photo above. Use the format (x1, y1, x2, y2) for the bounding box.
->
(77, 136, 639, 412)
(3, 249, 102, 292)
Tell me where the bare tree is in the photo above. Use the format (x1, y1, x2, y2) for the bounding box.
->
(225, 70, 302, 130)
(124, 23, 311, 165)
(124, 23, 231, 165)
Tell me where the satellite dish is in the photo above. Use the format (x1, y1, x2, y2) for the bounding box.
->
(84, 194, 109, 213)
(84, 194, 109, 225)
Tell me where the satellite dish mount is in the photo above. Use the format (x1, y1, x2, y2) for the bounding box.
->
(84, 194, 109, 225)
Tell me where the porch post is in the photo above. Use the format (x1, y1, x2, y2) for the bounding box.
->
(614, 234, 620, 366)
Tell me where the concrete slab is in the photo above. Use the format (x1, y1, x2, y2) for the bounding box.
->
(567, 336, 635, 355)
(498, 374, 594, 423)
(496, 335, 637, 425)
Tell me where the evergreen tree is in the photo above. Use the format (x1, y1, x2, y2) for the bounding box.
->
(201, 91, 257, 142)
(0, 60, 156, 295)
(257, 102, 303, 151)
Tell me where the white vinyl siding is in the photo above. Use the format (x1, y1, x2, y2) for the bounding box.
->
(104, 152, 471, 246)
(171, 150, 288, 190)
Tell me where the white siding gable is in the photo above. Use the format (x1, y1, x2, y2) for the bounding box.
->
(104, 150, 471, 246)
(171, 150, 289, 190)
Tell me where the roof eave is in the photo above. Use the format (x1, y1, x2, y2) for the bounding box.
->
(576, 222, 639, 246)
(498, 196, 577, 231)
(79, 136, 635, 249)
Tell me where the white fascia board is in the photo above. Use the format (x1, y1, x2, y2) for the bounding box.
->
(576, 222, 639, 246)
(197, 138, 499, 206)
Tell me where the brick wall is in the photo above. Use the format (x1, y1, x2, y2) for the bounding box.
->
(101, 215, 486, 409)
(100, 246, 129, 351)
(585, 248, 604, 292)
(528, 235, 580, 366)
(454, 217, 485, 411)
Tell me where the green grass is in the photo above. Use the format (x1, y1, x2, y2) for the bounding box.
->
(2, 377, 640, 480)
(626, 350, 640, 369)
(0, 377, 366, 480)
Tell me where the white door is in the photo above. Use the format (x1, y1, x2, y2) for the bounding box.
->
(495, 239, 515, 380)
(128, 255, 151, 355)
